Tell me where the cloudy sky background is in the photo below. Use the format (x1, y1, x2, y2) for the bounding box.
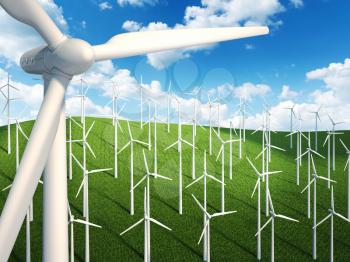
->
(0, 0, 349, 131)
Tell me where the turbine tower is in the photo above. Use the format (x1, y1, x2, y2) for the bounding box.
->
(328, 114, 345, 171)
(0, 0, 269, 259)
(284, 104, 296, 149)
(311, 106, 322, 151)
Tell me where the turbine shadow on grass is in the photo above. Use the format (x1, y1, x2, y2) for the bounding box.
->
(275, 234, 311, 259)
(170, 232, 203, 260)
(93, 188, 130, 214)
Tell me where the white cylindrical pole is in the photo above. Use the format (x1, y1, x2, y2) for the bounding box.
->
(257, 178, 261, 260)
(209, 107, 212, 156)
(148, 103, 151, 151)
(179, 142, 183, 215)
(296, 132, 300, 185)
(207, 220, 211, 262)
(70, 221, 74, 262)
(266, 144, 269, 217)
(330, 215, 334, 262)
(271, 218, 274, 262)
(229, 122, 233, 180)
(313, 179, 317, 259)
(154, 110, 157, 174)
(85, 177, 90, 262)
(332, 133, 335, 171)
(7, 83, 11, 155)
(203, 152, 207, 261)
(130, 142, 134, 215)
(328, 139, 331, 189)
(192, 122, 195, 180)
(26, 210, 30, 262)
(307, 151, 311, 219)
(221, 146, 225, 212)
(69, 118, 72, 180)
(348, 158, 350, 219)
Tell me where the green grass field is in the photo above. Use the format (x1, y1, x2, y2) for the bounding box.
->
(1, 117, 350, 261)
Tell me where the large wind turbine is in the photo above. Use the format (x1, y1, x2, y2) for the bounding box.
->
(0, 73, 20, 154)
(284, 104, 296, 149)
(0, 0, 269, 259)
(328, 115, 345, 171)
(207, 94, 217, 155)
(311, 106, 322, 151)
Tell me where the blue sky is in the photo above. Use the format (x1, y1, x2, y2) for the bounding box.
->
(0, 0, 349, 130)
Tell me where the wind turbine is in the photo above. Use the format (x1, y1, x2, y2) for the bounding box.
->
(328, 114, 345, 171)
(0, 72, 20, 154)
(139, 76, 145, 129)
(186, 150, 223, 261)
(213, 128, 239, 212)
(67, 204, 101, 262)
(323, 131, 343, 188)
(247, 157, 282, 260)
(142, 99, 152, 151)
(297, 133, 325, 218)
(314, 186, 350, 262)
(256, 190, 299, 262)
(192, 194, 236, 262)
(72, 154, 111, 262)
(0, 0, 269, 259)
(229, 121, 240, 180)
(237, 97, 248, 142)
(186, 87, 201, 137)
(255, 132, 285, 216)
(167, 81, 172, 133)
(207, 94, 217, 156)
(311, 106, 322, 151)
(105, 88, 126, 178)
(340, 139, 350, 219)
(118, 120, 148, 215)
(284, 104, 296, 149)
(120, 187, 172, 262)
(165, 97, 195, 214)
(301, 154, 336, 259)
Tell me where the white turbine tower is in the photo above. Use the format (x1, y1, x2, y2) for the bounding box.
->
(0, 1, 269, 259)
(301, 154, 336, 260)
(229, 121, 240, 180)
(165, 97, 195, 214)
(186, 87, 201, 137)
(256, 191, 299, 262)
(186, 150, 223, 261)
(311, 106, 322, 151)
(284, 104, 296, 149)
(314, 186, 349, 262)
(207, 94, 217, 156)
(247, 157, 282, 260)
(142, 99, 152, 151)
(328, 114, 345, 171)
(0, 73, 20, 154)
(340, 139, 350, 219)
(167, 81, 172, 133)
(72, 154, 111, 262)
(323, 131, 343, 188)
(120, 187, 172, 262)
(213, 128, 239, 212)
(192, 194, 236, 262)
(67, 204, 101, 262)
(118, 121, 148, 215)
(237, 97, 248, 142)
(297, 133, 325, 218)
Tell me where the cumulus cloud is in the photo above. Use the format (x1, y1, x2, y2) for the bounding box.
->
(279, 85, 299, 100)
(122, 0, 286, 69)
(232, 82, 271, 101)
(98, 1, 113, 10)
(290, 0, 303, 8)
(117, 0, 158, 7)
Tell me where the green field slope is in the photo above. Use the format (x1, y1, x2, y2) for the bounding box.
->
(1, 118, 350, 261)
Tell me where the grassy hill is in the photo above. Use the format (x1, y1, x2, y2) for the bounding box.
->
(1, 117, 350, 261)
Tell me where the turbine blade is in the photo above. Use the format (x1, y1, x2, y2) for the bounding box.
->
(120, 218, 144, 235)
(251, 180, 259, 198)
(197, 219, 209, 245)
(275, 214, 299, 223)
(149, 217, 172, 231)
(211, 210, 237, 218)
(340, 139, 350, 153)
(71, 154, 84, 171)
(313, 213, 332, 229)
(207, 174, 224, 185)
(88, 168, 112, 174)
(270, 145, 286, 152)
(185, 175, 204, 189)
(268, 190, 275, 213)
(216, 146, 223, 162)
(75, 176, 87, 198)
(85, 142, 96, 158)
(71, 117, 83, 129)
(1, 184, 12, 192)
(192, 194, 210, 217)
(310, 149, 325, 159)
(301, 179, 314, 194)
(334, 212, 350, 223)
(73, 219, 102, 228)
(153, 173, 172, 181)
(142, 150, 150, 174)
(117, 141, 130, 155)
(86, 121, 95, 138)
(246, 157, 261, 177)
(255, 217, 272, 236)
(317, 176, 336, 184)
(93, 26, 269, 61)
(323, 135, 330, 147)
(255, 148, 267, 160)
(132, 175, 147, 191)
(164, 141, 178, 151)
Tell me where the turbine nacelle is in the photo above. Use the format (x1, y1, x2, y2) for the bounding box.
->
(20, 38, 94, 77)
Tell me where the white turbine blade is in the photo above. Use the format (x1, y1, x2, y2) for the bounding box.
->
(142, 150, 150, 174)
(85, 142, 96, 158)
(192, 194, 210, 217)
(317, 176, 336, 184)
(268, 191, 275, 213)
(67, 203, 72, 218)
(182, 139, 195, 149)
(310, 154, 317, 175)
(18, 123, 29, 140)
(1, 184, 12, 192)
(70, 117, 82, 129)
(88, 168, 112, 174)
(255, 148, 267, 160)
(301, 179, 314, 194)
(246, 157, 260, 177)
(334, 212, 350, 223)
(275, 214, 299, 223)
(328, 114, 335, 125)
(117, 141, 131, 154)
(149, 217, 172, 231)
(255, 217, 272, 236)
(134, 139, 149, 147)
(263, 171, 283, 176)
(71, 154, 84, 171)
(197, 219, 210, 245)
(117, 120, 124, 133)
(213, 128, 223, 143)
(0, 0, 66, 49)
(216, 146, 223, 162)
(75, 176, 87, 198)
(73, 219, 102, 228)
(286, 131, 297, 137)
(251, 180, 259, 198)
(120, 218, 144, 235)
(310, 149, 325, 159)
(86, 121, 95, 138)
(296, 150, 309, 161)
(93, 26, 269, 61)
(323, 135, 330, 147)
(211, 210, 237, 218)
(207, 174, 224, 185)
(132, 175, 147, 191)
(345, 158, 350, 172)
(313, 214, 332, 229)
(270, 144, 286, 152)
(153, 173, 172, 181)
(127, 120, 133, 140)
(185, 175, 204, 189)
(340, 139, 350, 153)
(164, 141, 178, 151)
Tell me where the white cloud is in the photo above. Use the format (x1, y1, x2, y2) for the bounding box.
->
(290, 0, 303, 8)
(98, 1, 113, 10)
(0, 0, 68, 64)
(117, 0, 158, 7)
(245, 44, 255, 50)
(122, 0, 285, 69)
(122, 20, 142, 32)
(279, 85, 299, 100)
(233, 82, 271, 101)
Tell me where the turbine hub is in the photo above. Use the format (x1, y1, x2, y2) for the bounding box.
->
(21, 38, 94, 77)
